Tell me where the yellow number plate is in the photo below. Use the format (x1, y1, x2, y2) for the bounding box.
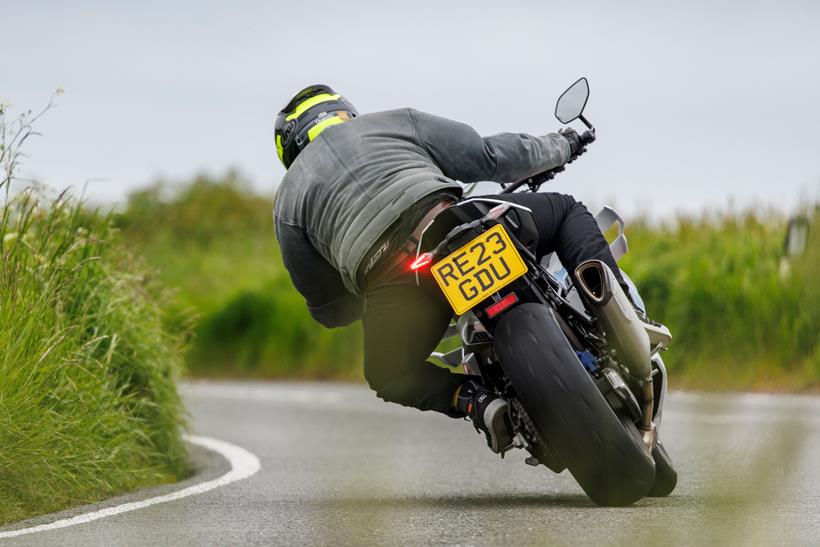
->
(431, 224, 528, 315)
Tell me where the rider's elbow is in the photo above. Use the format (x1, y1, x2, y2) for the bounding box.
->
(308, 296, 363, 328)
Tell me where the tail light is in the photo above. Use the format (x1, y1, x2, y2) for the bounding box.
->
(485, 292, 519, 319)
(409, 252, 434, 272)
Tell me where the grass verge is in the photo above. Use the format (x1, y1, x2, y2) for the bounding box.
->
(0, 102, 190, 525)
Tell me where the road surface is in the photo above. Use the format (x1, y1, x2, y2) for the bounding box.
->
(3, 381, 819, 545)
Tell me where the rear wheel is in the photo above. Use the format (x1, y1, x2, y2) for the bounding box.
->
(495, 303, 655, 506)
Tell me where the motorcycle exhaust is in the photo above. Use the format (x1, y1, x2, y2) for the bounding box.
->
(574, 260, 652, 380)
(574, 260, 657, 448)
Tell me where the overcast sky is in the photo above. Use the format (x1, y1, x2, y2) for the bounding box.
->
(5, 0, 819, 217)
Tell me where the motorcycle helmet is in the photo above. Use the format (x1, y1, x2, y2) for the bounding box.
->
(275, 84, 358, 168)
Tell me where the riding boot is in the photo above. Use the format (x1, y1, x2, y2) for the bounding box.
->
(454, 380, 513, 453)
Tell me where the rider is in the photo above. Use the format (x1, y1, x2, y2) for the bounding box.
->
(274, 84, 635, 453)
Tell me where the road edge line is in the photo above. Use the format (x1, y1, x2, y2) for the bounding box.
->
(0, 434, 261, 539)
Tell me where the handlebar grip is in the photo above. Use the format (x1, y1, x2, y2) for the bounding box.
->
(580, 130, 596, 145)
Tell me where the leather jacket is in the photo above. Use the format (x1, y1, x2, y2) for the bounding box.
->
(274, 108, 570, 327)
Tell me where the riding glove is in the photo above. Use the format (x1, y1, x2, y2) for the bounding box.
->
(559, 127, 596, 164)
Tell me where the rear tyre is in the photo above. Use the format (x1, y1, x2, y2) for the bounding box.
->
(648, 440, 677, 497)
(495, 303, 655, 506)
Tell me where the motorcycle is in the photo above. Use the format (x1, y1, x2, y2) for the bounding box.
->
(412, 78, 677, 506)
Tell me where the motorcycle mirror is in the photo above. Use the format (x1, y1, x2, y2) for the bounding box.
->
(555, 77, 590, 124)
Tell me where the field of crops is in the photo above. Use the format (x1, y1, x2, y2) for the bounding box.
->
(0, 105, 189, 525)
(118, 173, 818, 391)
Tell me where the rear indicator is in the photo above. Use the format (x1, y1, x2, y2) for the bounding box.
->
(484, 203, 511, 221)
(409, 252, 433, 271)
(485, 292, 519, 319)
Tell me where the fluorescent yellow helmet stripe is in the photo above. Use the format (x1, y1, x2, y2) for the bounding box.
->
(275, 134, 284, 163)
(307, 115, 345, 141)
(285, 93, 341, 121)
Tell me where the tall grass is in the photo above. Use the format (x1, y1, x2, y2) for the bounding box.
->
(0, 102, 189, 525)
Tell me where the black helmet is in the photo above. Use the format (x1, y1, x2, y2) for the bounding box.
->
(275, 84, 358, 168)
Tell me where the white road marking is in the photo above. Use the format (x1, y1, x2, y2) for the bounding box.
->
(180, 383, 344, 405)
(0, 434, 261, 539)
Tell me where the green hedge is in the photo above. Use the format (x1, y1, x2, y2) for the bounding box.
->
(118, 173, 817, 390)
(116, 173, 362, 379)
(619, 209, 818, 389)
